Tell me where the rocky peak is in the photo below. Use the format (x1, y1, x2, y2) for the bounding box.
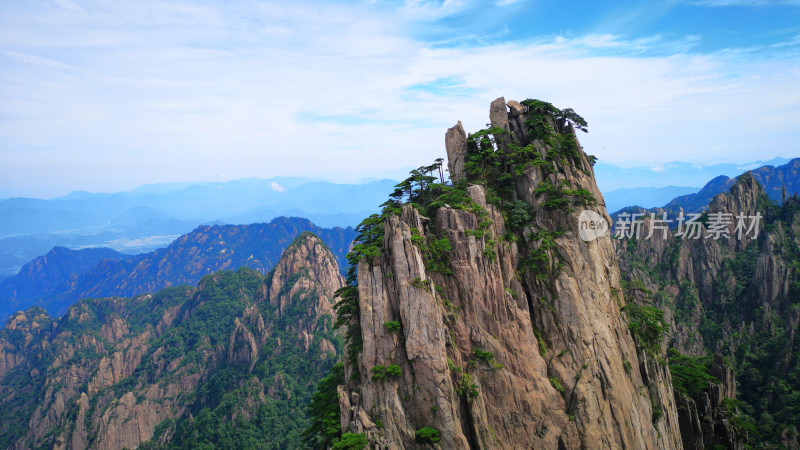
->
(3, 307, 51, 334)
(707, 171, 768, 251)
(445, 121, 467, 182)
(268, 231, 344, 318)
(334, 97, 683, 449)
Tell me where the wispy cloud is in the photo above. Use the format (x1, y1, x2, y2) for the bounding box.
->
(53, 0, 82, 11)
(401, 0, 468, 21)
(0, 0, 798, 197)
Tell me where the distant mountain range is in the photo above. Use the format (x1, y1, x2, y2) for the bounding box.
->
(602, 186, 700, 215)
(1, 157, 794, 282)
(597, 157, 792, 213)
(0, 177, 393, 281)
(593, 157, 790, 192)
(2, 177, 396, 230)
(0, 216, 356, 324)
(611, 158, 800, 219)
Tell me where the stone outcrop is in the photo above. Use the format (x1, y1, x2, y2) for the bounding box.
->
(337, 98, 684, 448)
(268, 232, 344, 322)
(445, 121, 467, 182)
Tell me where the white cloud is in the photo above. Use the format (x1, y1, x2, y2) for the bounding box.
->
(400, 0, 467, 21)
(270, 181, 287, 193)
(0, 0, 798, 197)
(53, 0, 82, 11)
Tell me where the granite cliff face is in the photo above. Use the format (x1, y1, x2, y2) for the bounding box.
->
(334, 98, 685, 448)
(0, 232, 343, 449)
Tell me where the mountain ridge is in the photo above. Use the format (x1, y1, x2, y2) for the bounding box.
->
(611, 158, 800, 219)
(0, 217, 356, 324)
(0, 177, 397, 281)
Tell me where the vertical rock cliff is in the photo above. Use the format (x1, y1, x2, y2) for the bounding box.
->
(335, 98, 684, 448)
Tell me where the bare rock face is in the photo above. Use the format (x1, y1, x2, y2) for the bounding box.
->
(676, 394, 705, 450)
(269, 232, 344, 346)
(488, 96, 510, 132)
(337, 97, 684, 448)
(445, 121, 468, 182)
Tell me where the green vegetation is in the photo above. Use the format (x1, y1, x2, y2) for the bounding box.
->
(411, 227, 454, 275)
(303, 363, 345, 448)
(549, 376, 565, 394)
(415, 427, 441, 445)
(386, 364, 402, 377)
(332, 433, 367, 450)
(622, 303, 667, 357)
(651, 396, 664, 424)
(455, 372, 479, 398)
(470, 348, 503, 370)
(522, 229, 565, 282)
(383, 321, 401, 333)
(534, 329, 548, 358)
(371, 364, 402, 381)
(666, 349, 717, 400)
(534, 180, 596, 211)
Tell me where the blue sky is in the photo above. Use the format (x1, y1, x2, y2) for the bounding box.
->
(1, 0, 798, 198)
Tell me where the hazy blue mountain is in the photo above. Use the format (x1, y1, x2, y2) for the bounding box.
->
(659, 158, 800, 213)
(0, 177, 396, 239)
(750, 158, 800, 203)
(603, 186, 699, 214)
(0, 217, 356, 324)
(0, 177, 395, 281)
(663, 175, 738, 212)
(225, 207, 379, 229)
(594, 156, 790, 193)
(611, 158, 800, 219)
(0, 247, 127, 319)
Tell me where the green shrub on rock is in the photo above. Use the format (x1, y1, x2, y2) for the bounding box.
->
(415, 427, 441, 445)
